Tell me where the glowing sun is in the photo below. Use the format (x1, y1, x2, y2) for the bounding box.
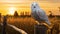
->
(8, 7, 16, 15)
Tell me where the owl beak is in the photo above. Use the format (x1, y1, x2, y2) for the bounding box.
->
(34, 6, 36, 8)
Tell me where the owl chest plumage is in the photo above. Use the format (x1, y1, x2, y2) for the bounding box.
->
(32, 10, 42, 21)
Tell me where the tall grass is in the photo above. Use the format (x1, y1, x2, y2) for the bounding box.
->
(0, 17, 60, 34)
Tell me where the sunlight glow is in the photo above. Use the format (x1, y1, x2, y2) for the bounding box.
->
(8, 7, 16, 15)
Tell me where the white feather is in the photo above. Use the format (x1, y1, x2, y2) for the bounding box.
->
(31, 2, 51, 25)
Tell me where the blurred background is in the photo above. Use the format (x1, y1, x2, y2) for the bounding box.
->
(0, 0, 60, 34)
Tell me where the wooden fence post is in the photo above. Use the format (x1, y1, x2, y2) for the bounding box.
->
(34, 24, 48, 34)
(2, 16, 7, 34)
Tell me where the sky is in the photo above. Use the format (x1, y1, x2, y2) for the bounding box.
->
(0, 0, 60, 15)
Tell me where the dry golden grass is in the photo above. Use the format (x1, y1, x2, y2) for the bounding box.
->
(0, 17, 60, 34)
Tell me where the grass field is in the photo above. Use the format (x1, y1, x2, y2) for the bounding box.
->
(0, 16, 60, 34)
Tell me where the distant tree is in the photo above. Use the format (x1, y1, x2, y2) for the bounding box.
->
(20, 12, 24, 15)
(58, 7, 60, 12)
(49, 11, 53, 17)
(49, 11, 52, 15)
(20, 12, 24, 17)
(14, 11, 19, 17)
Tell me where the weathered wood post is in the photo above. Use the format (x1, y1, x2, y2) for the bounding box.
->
(2, 16, 7, 34)
(34, 23, 48, 34)
(0, 13, 1, 23)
